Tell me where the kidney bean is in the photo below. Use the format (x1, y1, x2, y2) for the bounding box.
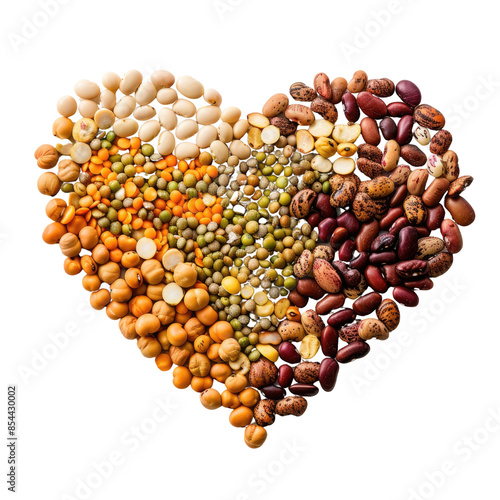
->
(328, 308, 356, 328)
(261, 385, 286, 400)
(357, 91, 387, 119)
(395, 259, 428, 278)
(396, 115, 414, 145)
(382, 263, 403, 287)
(278, 342, 301, 364)
(320, 325, 339, 358)
(387, 101, 413, 117)
(415, 226, 431, 237)
(342, 92, 360, 122)
(403, 277, 434, 290)
(278, 365, 294, 388)
(380, 116, 397, 140)
(426, 204, 445, 231)
(393, 286, 419, 307)
(316, 193, 337, 218)
(319, 358, 339, 392)
(397, 226, 419, 260)
(332, 260, 347, 275)
(369, 251, 397, 265)
(336, 211, 360, 236)
(296, 278, 326, 300)
(371, 233, 396, 252)
(330, 227, 349, 248)
(289, 384, 319, 397)
(364, 265, 389, 293)
(396, 80, 422, 106)
(339, 239, 355, 261)
(318, 217, 337, 242)
(353, 292, 383, 316)
(444, 195, 476, 227)
(336, 340, 370, 364)
(440, 219, 463, 254)
(360, 116, 381, 145)
(307, 212, 321, 228)
(316, 294, 345, 315)
(288, 288, 308, 308)
(389, 185, 408, 208)
(343, 269, 362, 287)
(349, 251, 369, 270)
(422, 177, 450, 207)
(355, 219, 380, 252)
(389, 216, 410, 236)
(380, 207, 404, 229)
(401, 144, 427, 166)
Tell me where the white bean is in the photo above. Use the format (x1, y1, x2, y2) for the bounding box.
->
(113, 119, 139, 137)
(232, 119, 249, 140)
(176, 75, 204, 99)
(218, 122, 233, 143)
(230, 140, 251, 160)
(151, 70, 175, 89)
(102, 72, 121, 92)
(196, 126, 218, 149)
(203, 88, 222, 106)
(158, 108, 178, 130)
(134, 106, 156, 121)
(175, 120, 199, 140)
(114, 96, 136, 119)
(175, 142, 200, 160)
(57, 95, 77, 117)
(74, 79, 100, 100)
(135, 81, 157, 106)
(78, 99, 99, 119)
(196, 105, 221, 125)
(221, 106, 241, 125)
(157, 88, 178, 105)
(157, 131, 175, 156)
(100, 89, 116, 110)
(172, 99, 196, 118)
(120, 69, 143, 95)
(138, 120, 161, 142)
(210, 140, 230, 163)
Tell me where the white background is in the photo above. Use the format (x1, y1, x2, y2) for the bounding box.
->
(1, 1, 499, 499)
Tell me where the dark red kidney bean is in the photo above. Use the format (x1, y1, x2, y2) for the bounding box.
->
(395, 259, 428, 278)
(336, 340, 370, 364)
(357, 91, 387, 119)
(261, 385, 286, 400)
(426, 204, 445, 231)
(332, 260, 347, 274)
(316, 293, 345, 315)
(339, 239, 355, 261)
(318, 217, 337, 242)
(296, 278, 326, 300)
(397, 226, 419, 260)
(382, 263, 402, 286)
(307, 212, 321, 228)
(403, 277, 434, 290)
(396, 115, 414, 145)
(321, 325, 339, 358)
(371, 233, 396, 252)
(389, 216, 410, 236)
(369, 251, 397, 266)
(353, 292, 382, 316)
(278, 342, 301, 364)
(380, 207, 404, 229)
(415, 226, 430, 237)
(319, 358, 339, 392)
(349, 251, 369, 270)
(330, 227, 349, 248)
(393, 286, 419, 307)
(342, 92, 360, 122)
(315, 193, 337, 218)
(364, 265, 389, 293)
(396, 80, 422, 106)
(360, 116, 381, 146)
(441, 218, 463, 254)
(336, 211, 360, 236)
(380, 117, 397, 140)
(289, 384, 319, 397)
(401, 144, 427, 166)
(328, 308, 356, 328)
(288, 288, 308, 308)
(278, 365, 294, 388)
(387, 101, 413, 117)
(342, 269, 362, 287)
(389, 185, 408, 208)
(355, 219, 380, 252)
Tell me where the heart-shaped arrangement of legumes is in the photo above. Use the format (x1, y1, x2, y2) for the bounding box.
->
(36, 69, 475, 448)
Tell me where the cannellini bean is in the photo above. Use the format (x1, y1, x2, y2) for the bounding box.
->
(100, 89, 116, 110)
(74, 79, 100, 100)
(175, 120, 199, 140)
(114, 96, 136, 119)
(158, 108, 178, 130)
(196, 105, 221, 125)
(175, 142, 200, 160)
(151, 70, 175, 89)
(210, 140, 229, 163)
(157, 130, 175, 156)
(133, 106, 156, 121)
(157, 88, 178, 105)
(172, 99, 196, 118)
(78, 99, 99, 119)
(196, 126, 218, 148)
(232, 119, 249, 140)
(120, 69, 143, 95)
(102, 72, 121, 92)
(176, 75, 204, 99)
(113, 119, 139, 137)
(230, 140, 251, 160)
(57, 95, 77, 117)
(138, 120, 161, 142)
(135, 81, 157, 106)
(204, 88, 222, 106)
(218, 122, 233, 143)
(221, 106, 241, 124)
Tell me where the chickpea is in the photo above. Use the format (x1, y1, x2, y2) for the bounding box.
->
(137, 336, 162, 358)
(200, 388, 222, 410)
(106, 300, 129, 320)
(210, 363, 232, 383)
(166, 323, 188, 347)
(229, 406, 253, 427)
(90, 289, 111, 310)
(188, 353, 211, 377)
(239, 388, 260, 407)
(155, 353, 173, 371)
(221, 390, 241, 409)
(135, 314, 161, 337)
(64, 256, 81, 276)
(82, 274, 101, 292)
(156, 330, 170, 350)
(191, 376, 213, 393)
(244, 424, 267, 449)
(206, 343, 222, 362)
(172, 366, 192, 389)
(225, 373, 248, 394)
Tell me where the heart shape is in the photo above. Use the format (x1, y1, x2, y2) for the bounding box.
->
(35, 69, 475, 449)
